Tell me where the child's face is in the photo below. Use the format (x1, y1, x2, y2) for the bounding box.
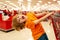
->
(17, 15, 27, 23)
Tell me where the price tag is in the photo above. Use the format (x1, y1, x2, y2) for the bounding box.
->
(0, 11, 3, 13)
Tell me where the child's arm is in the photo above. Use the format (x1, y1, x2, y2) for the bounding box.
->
(34, 12, 47, 17)
(33, 12, 54, 24)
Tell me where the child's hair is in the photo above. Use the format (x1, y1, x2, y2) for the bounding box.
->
(12, 14, 25, 31)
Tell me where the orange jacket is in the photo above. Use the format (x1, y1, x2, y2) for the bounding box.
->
(25, 12, 45, 40)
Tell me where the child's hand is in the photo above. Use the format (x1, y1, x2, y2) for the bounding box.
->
(51, 11, 55, 15)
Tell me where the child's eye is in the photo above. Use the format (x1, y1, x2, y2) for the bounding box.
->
(22, 16, 25, 19)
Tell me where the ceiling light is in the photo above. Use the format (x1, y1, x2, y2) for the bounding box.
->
(33, 6, 36, 8)
(57, 1, 60, 5)
(42, 5, 45, 7)
(38, 1, 42, 3)
(17, 2, 20, 3)
(32, 6, 37, 10)
(48, 2, 51, 4)
(53, 0, 56, 1)
(44, 3, 48, 5)
(0, 2, 15, 9)
(27, 4, 31, 11)
(18, 0, 23, 2)
(27, 0, 31, 11)
(22, 5, 26, 11)
(14, 8, 19, 10)
(57, 1, 60, 2)
(28, 2, 31, 4)
(27, 0, 31, 2)
(6, 1, 10, 2)
(36, 3, 40, 6)
(6, 2, 20, 9)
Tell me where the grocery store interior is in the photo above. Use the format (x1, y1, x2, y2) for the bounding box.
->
(0, 0, 60, 40)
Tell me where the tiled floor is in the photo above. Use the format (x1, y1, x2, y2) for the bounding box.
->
(0, 21, 56, 40)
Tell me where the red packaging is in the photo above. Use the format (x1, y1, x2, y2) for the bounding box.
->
(51, 13, 60, 40)
(0, 12, 13, 31)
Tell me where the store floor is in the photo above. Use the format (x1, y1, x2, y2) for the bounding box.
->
(0, 21, 56, 40)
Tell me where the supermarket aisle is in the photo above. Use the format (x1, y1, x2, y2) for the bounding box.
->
(0, 21, 56, 40)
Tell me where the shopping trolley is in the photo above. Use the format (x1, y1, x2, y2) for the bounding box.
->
(51, 13, 60, 40)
